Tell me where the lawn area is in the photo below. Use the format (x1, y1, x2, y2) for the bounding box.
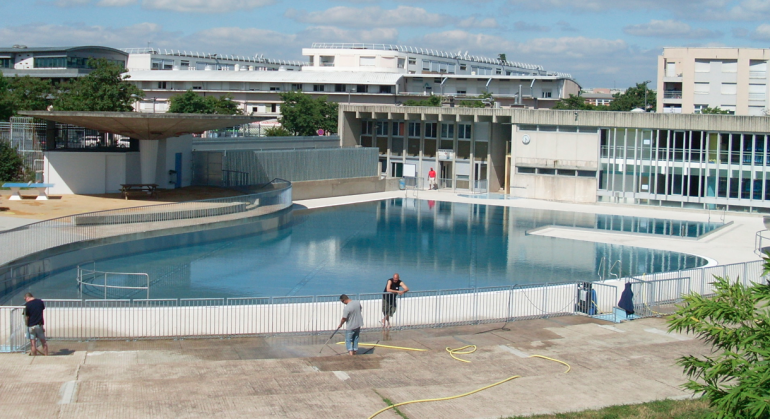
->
(507, 398, 711, 419)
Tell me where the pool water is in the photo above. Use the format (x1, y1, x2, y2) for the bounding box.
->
(14, 199, 713, 302)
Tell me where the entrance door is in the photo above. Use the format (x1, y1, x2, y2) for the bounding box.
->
(391, 162, 403, 178)
(439, 161, 453, 189)
(474, 162, 488, 192)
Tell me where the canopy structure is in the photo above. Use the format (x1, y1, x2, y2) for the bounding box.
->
(20, 111, 261, 140)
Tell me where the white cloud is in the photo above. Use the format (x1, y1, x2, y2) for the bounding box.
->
(750, 23, 770, 41)
(0, 22, 178, 50)
(706, 0, 770, 21)
(506, 0, 729, 12)
(285, 6, 446, 28)
(511, 21, 550, 32)
(623, 20, 722, 39)
(142, 0, 274, 13)
(97, 0, 137, 5)
(457, 17, 498, 29)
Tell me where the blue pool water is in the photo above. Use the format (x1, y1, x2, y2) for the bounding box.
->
(13, 199, 717, 302)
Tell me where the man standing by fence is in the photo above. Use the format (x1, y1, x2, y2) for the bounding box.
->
(338, 294, 363, 355)
(23, 293, 48, 356)
(382, 273, 409, 329)
(428, 167, 437, 190)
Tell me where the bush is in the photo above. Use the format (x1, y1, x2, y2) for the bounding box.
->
(263, 126, 292, 137)
(0, 141, 24, 182)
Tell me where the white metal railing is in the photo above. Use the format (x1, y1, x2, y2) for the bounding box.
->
(77, 262, 150, 300)
(0, 259, 765, 352)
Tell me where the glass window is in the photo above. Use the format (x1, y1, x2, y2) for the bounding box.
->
(458, 124, 472, 139)
(538, 168, 556, 175)
(517, 167, 536, 174)
(425, 122, 437, 138)
(379, 85, 392, 94)
(291, 83, 302, 91)
(313, 84, 325, 92)
(408, 57, 416, 65)
(0, 58, 12, 68)
(360, 56, 375, 66)
(441, 123, 454, 139)
(407, 138, 420, 157)
(335, 84, 346, 92)
(518, 125, 537, 131)
(392, 122, 405, 137)
(356, 85, 367, 93)
(34, 57, 66, 68)
(361, 121, 373, 135)
(424, 139, 437, 157)
(375, 121, 388, 136)
(408, 122, 421, 137)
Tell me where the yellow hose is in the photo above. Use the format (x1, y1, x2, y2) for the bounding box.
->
(367, 354, 571, 419)
(335, 342, 428, 351)
(445, 345, 476, 363)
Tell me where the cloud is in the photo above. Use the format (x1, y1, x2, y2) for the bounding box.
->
(457, 17, 498, 29)
(749, 23, 770, 41)
(511, 21, 550, 32)
(285, 6, 446, 28)
(0, 22, 177, 49)
(706, 0, 770, 21)
(556, 21, 578, 32)
(96, 0, 137, 5)
(506, 0, 729, 12)
(623, 20, 722, 39)
(142, 0, 274, 13)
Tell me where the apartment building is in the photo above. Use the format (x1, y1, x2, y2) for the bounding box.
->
(0, 45, 127, 83)
(657, 47, 770, 115)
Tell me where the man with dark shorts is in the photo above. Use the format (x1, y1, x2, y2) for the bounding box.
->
(382, 273, 409, 328)
(338, 294, 363, 355)
(23, 293, 48, 356)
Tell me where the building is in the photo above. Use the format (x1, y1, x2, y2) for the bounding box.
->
(124, 43, 579, 115)
(657, 47, 770, 115)
(339, 105, 770, 213)
(0, 46, 128, 83)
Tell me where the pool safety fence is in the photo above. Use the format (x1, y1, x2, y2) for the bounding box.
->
(0, 179, 292, 267)
(1, 259, 766, 352)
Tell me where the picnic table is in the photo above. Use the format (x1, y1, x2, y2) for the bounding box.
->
(2, 182, 55, 200)
(120, 184, 158, 200)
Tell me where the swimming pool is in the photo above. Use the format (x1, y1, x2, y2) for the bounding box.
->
(9, 198, 715, 303)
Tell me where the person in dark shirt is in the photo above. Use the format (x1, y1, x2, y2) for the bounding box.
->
(381, 273, 409, 328)
(23, 293, 48, 356)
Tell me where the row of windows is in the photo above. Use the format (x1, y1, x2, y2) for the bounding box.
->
(362, 121, 473, 139)
(34, 57, 125, 69)
(517, 166, 597, 177)
(0, 58, 11, 68)
(518, 125, 599, 133)
(360, 136, 488, 161)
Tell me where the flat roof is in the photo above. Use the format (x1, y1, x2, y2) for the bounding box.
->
(20, 111, 261, 140)
(0, 46, 127, 55)
(126, 70, 404, 85)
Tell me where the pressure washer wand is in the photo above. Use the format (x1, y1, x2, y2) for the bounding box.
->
(319, 325, 342, 353)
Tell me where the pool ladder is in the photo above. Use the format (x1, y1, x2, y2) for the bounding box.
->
(597, 258, 622, 282)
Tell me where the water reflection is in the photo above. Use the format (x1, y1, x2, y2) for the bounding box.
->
(13, 198, 710, 302)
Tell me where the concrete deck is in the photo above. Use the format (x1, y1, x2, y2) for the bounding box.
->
(0, 316, 706, 419)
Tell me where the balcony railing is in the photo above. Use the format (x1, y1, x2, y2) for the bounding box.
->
(663, 91, 682, 99)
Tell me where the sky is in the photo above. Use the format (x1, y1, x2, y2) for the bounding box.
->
(4, 0, 770, 88)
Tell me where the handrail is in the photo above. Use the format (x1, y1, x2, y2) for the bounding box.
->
(77, 262, 150, 299)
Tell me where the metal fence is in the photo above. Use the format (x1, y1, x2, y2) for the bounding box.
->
(0, 179, 292, 267)
(1, 259, 766, 352)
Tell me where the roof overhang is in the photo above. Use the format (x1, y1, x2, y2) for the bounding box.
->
(20, 111, 261, 140)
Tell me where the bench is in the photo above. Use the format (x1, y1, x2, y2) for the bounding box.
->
(120, 184, 158, 200)
(2, 182, 55, 200)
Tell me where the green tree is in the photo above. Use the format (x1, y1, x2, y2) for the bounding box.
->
(459, 92, 493, 108)
(608, 82, 656, 112)
(0, 141, 24, 181)
(0, 73, 13, 121)
(552, 94, 600, 111)
(168, 90, 243, 115)
(263, 126, 292, 137)
(699, 106, 732, 115)
(403, 95, 442, 107)
(53, 58, 144, 111)
(498, 53, 507, 62)
(278, 91, 338, 136)
(667, 262, 770, 418)
(8, 76, 53, 112)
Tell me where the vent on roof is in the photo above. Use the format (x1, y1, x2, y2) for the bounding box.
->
(12, 45, 28, 49)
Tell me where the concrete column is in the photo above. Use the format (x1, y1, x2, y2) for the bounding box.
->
(139, 139, 159, 184)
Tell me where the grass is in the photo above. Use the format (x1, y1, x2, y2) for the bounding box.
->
(372, 389, 410, 419)
(506, 398, 711, 419)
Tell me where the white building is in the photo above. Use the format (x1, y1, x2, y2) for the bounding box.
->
(125, 43, 580, 115)
(657, 47, 770, 115)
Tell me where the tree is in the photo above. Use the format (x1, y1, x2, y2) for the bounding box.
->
(498, 53, 507, 62)
(263, 126, 292, 137)
(403, 95, 442, 107)
(0, 141, 24, 181)
(278, 91, 338, 136)
(552, 94, 600, 111)
(7, 76, 53, 112)
(459, 92, 493, 108)
(168, 90, 243, 115)
(0, 73, 13, 121)
(53, 58, 144, 111)
(667, 260, 770, 419)
(608, 81, 656, 112)
(699, 106, 732, 115)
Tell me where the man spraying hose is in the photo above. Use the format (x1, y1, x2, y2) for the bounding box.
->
(338, 294, 363, 355)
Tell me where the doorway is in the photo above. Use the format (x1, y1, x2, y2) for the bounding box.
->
(439, 161, 453, 189)
(391, 162, 403, 178)
(474, 162, 488, 192)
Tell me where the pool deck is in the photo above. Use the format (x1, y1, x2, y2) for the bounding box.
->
(0, 187, 763, 418)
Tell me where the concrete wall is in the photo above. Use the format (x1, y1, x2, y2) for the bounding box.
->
(511, 174, 597, 203)
(45, 152, 136, 195)
(512, 129, 599, 170)
(292, 177, 398, 200)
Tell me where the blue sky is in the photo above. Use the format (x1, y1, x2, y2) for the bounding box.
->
(4, 0, 770, 88)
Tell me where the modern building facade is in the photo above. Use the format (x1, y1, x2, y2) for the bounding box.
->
(124, 43, 579, 115)
(340, 105, 770, 212)
(657, 47, 770, 116)
(0, 46, 128, 83)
